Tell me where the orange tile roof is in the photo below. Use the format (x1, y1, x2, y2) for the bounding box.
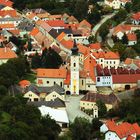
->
(56, 32, 66, 42)
(113, 24, 132, 35)
(37, 68, 67, 78)
(19, 80, 31, 88)
(132, 12, 140, 20)
(105, 120, 140, 139)
(8, 29, 20, 35)
(0, 10, 17, 17)
(67, 16, 79, 24)
(0, 47, 17, 59)
(124, 58, 140, 68)
(29, 28, 40, 36)
(0, 24, 15, 29)
(46, 20, 66, 27)
(60, 39, 74, 50)
(64, 71, 70, 85)
(77, 44, 89, 55)
(78, 19, 92, 29)
(28, 13, 38, 19)
(49, 14, 62, 19)
(92, 51, 120, 59)
(0, 0, 13, 7)
(127, 33, 137, 41)
(84, 55, 97, 81)
(89, 43, 101, 50)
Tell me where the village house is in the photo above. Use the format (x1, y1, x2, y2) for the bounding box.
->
(80, 92, 119, 111)
(39, 106, 69, 128)
(100, 120, 140, 140)
(132, 12, 140, 25)
(104, 0, 131, 9)
(0, 0, 13, 7)
(0, 47, 17, 65)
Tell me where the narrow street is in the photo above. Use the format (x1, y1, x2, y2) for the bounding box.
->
(92, 12, 116, 36)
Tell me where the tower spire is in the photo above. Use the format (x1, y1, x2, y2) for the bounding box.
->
(71, 40, 79, 55)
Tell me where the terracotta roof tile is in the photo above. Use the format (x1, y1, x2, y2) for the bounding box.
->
(89, 43, 101, 50)
(0, 0, 13, 7)
(127, 33, 137, 41)
(46, 20, 66, 27)
(0, 47, 17, 59)
(37, 68, 67, 78)
(29, 28, 40, 36)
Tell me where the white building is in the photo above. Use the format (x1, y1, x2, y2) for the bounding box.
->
(39, 106, 69, 128)
(100, 120, 140, 140)
(104, 0, 131, 9)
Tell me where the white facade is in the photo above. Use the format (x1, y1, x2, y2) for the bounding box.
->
(96, 76, 113, 87)
(0, 59, 8, 65)
(37, 77, 64, 88)
(45, 91, 65, 101)
(128, 40, 137, 46)
(105, 131, 121, 140)
(132, 19, 140, 25)
(104, 0, 121, 9)
(70, 55, 79, 95)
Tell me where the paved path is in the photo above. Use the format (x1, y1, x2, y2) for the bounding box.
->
(92, 12, 116, 36)
(65, 95, 93, 122)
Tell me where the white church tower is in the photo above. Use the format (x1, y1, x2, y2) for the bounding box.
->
(70, 41, 79, 95)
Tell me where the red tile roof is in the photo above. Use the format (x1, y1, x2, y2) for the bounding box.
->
(89, 43, 101, 50)
(46, 20, 66, 27)
(105, 120, 140, 139)
(0, 0, 13, 7)
(92, 51, 120, 59)
(0, 10, 17, 17)
(124, 58, 140, 68)
(132, 12, 140, 20)
(37, 68, 67, 78)
(127, 33, 137, 41)
(60, 39, 74, 50)
(0, 48, 17, 59)
(0, 24, 15, 29)
(64, 71, 70, 85)
(112, 74, 140, 83)
(19, 80, 31, 88)
(29, 28, 40, 36)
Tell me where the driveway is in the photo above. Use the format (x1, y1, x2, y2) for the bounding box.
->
(65, 95, 93, 123)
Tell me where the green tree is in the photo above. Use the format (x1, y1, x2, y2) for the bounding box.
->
(96, 100, 107, 117)
(113, 9, 128, 24)
(91, 118, 103, 138)
(41, 47, 63, 68)
(122, 34, 128, 45)
(0, 85, 7, 97)
(31, 52, 41, 69)
(70, 117, 91, 140)
(73, 0, 88, 21)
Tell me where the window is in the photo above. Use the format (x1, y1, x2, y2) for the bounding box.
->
(34, 98, 38, 101)
(82, 80, 84, 85)
(88, 85, 90, 88)
(114, 61, 115, 64)
(97, 77, 100, 82)
(60, 82, 63, 87)
(47, 81, 49, 84)
(74, 63, 76, 67)
(54, 81, 56, 85)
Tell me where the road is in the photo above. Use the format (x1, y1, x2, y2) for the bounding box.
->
(65, 95, 93, 122)
(92, 12, 116, 36)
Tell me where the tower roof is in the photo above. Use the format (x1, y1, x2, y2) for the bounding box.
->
(71, 40, 79, 55)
